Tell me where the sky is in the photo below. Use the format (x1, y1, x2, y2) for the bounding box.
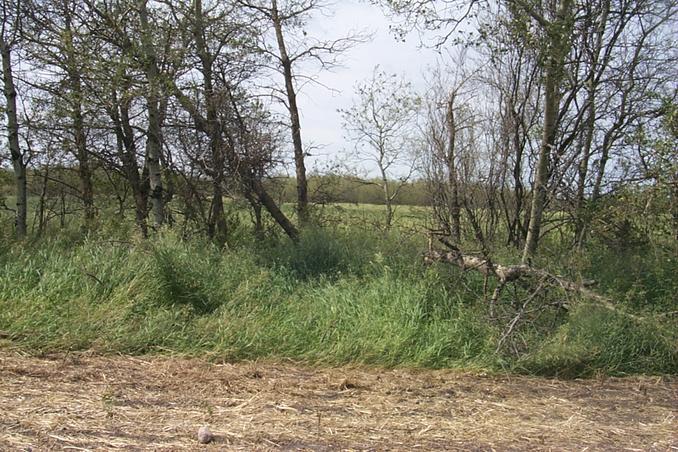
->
(283, 0, 442, 175)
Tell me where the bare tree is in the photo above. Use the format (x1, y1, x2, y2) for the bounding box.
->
(171, 0, 298, 241)
(237, 0, 367, 225)
(341, 67, 420, 229)
(420, 57, 480, 244)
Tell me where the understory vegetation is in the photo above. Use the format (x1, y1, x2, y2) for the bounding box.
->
(1, 209, 675, 378)
(1, 0, 677, 379)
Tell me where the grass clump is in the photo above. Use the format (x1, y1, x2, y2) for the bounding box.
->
(517, 304, 677, 378)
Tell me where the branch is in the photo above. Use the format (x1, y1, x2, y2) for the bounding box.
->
(423, 243, 645, 321)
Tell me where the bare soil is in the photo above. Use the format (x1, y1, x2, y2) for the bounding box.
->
(0, 351, 676, 451)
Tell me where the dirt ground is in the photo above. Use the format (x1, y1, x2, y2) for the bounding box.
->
(0, 351, 676, 451)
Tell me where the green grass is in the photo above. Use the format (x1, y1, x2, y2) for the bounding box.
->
(0, 223, 675, 377)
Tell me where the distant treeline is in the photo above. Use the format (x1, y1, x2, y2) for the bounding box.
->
(271, 174, 431, 206)
(0, 167, 431, 207)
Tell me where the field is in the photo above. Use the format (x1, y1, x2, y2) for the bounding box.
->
(1, 351, 676, 450)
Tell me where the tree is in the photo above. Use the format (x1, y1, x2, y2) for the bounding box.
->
(136, 0, 168, 228)
(420, 56, 481, 244)
(0, 0, 26, 238)
(237, 0, 366, 225)
(23, 0, 100, 227)
(171, 0, 299, 241)
(340, 67, 419, 229)
(374, 0, 582, 262)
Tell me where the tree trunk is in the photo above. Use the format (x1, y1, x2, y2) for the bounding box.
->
(672, 172, 678, 243)
(244, 190, 264, 237)
(271, 0, 309, 225)
(37, 165, 49, 236)
(194, 0, 229, 245)
(250, 178, 299, 241)
(446, 93, 461, 244)
(574, 102, 594, 249)
(111, 91, 148, 237)
(382, 172, 393, 229)
(71, 73, 95, 226)
(138, 0, 165, 227)
(521, 0, 572, 263)
(1, 40, 27, 238)
(63, 10, 95, 227)
(522, 59, 560, 263)
(574, 0, 610, 249)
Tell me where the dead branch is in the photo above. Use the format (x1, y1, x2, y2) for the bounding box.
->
(423, 244, 644, 321)
(423, 248, 530, 283)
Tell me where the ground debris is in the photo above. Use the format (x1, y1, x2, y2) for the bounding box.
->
(0, 351, 676, 450)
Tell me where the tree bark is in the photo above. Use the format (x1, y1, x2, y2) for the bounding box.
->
(250, 178, 299, 241)
(70, 71, 95, 226)
(446, 93, 461, 244)
(110, 90, 149, 237)
(193, 0, 228, 245)
(521, 0, 572, 263)
(1, 39, 26, 238)
(271, 0, 309, 225)
(138, 0, 165, 227)
(63, 10, 95, 227)
(522, 61, 559, 263)
(380, 165, 393, 229)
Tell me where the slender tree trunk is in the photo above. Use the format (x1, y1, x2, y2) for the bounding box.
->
(511, 112, 527, 246)
(672, 173, 678, 243)
(250, 178, 299, 241)
(1, 40, 26, 238)
(244, 190, 264, 237)
(37, 165, 49, 236)
(63, 10, 95, 227)
(446, 93, 461, 243)
(194, 0, 228, 245)
(138, 0, 165, 227)
(111, 91, 148, 237)
(70, 74, 95, 226)
(381, 169, 393, 229)
(271, 0, 309, 225)
(521, 0, 572, 263)
(574, 102, 594, 248)
(522, 51, 562, 263)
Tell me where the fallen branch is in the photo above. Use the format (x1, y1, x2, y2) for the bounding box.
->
(423, 246, 644, 322)
(423, 248, 530, 283)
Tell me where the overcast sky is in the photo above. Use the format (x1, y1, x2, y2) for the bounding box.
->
(284, 0, 441, 175)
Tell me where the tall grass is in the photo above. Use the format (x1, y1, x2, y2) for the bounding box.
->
(0, 226, 675, 377)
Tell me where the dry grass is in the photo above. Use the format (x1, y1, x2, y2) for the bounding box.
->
(0, 350, 676, 451)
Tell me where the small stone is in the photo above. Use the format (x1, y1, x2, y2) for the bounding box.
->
(197, 426, 214, 444)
